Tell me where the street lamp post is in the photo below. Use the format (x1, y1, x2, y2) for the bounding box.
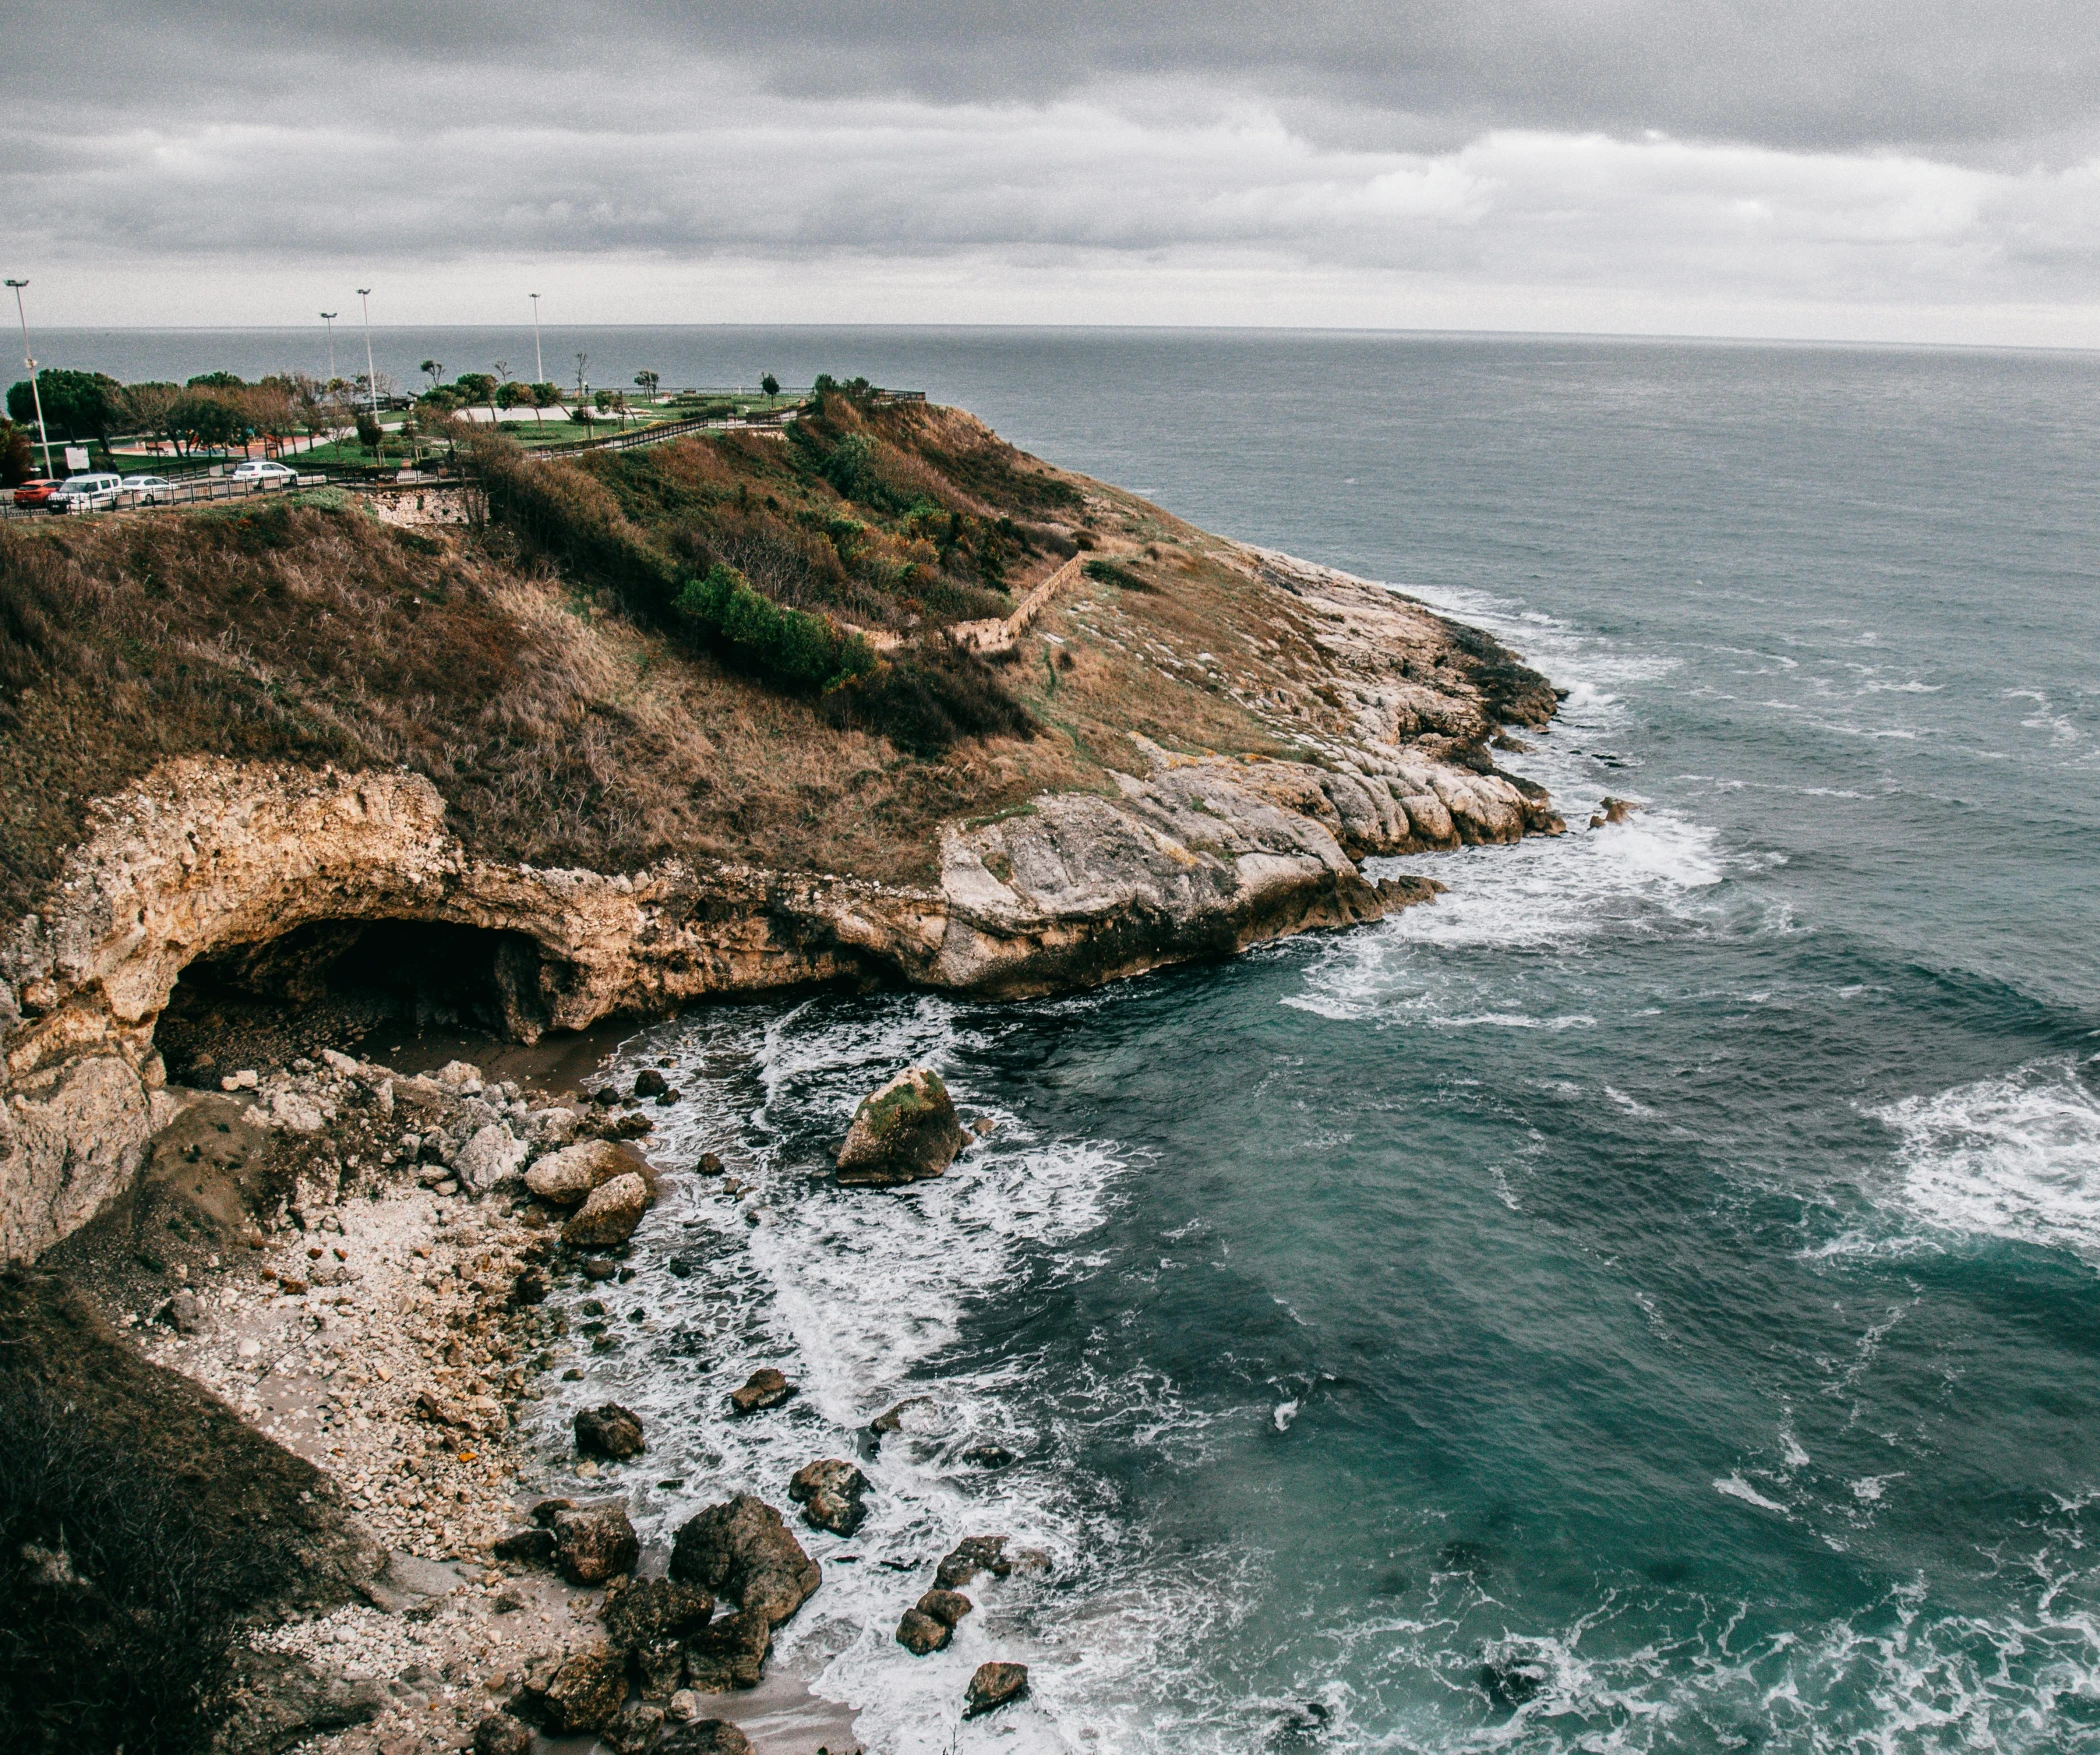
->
(356, 289, 378, 422)
(5, 278, 55, 479)
(530, 293, 544, 385)
(320, 311, 338, 383)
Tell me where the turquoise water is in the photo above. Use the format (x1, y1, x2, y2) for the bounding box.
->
(76, 329, 2100, 1748)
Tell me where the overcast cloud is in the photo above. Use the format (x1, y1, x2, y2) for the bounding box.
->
(8, 1, 2097, 342)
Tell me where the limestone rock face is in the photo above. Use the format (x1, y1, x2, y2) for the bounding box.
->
(0, 548, 1560, 1258)
(669, 1494, 821, 1626)
(561, 1172, 649, 1248)
(525, 1139, 629, 1206)
(836, 1068, 963, 1186)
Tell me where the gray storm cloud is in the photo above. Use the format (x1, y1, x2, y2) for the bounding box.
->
(6, 1, 2096, 340)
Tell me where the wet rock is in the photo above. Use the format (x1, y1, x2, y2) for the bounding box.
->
(1589, 796, 1642, 828)
(581, 1257, 619, 1282)
(670, 1494, 821, 1625)
(563, 1171, 650, 1248)
(1478, 1654, 1551, 1709)
(526, 1139, 631, 1206)
(788, 1458, 867, 1535)
(936, 1534, 1012, 1590)
(604, 1575, 715, 1649)
(492, 1526, 555, 1566)
(680, 1607, 772, 1692)
(659, 1719, 754, 1755)
(603, 1699, 666, 1754)
(868, 1396, 932, 1446)
(509, 1264, 549, 1307)
(695, 1151, 724, 1175)
(897, 1586, 973, 1654)
(576, 1401, 646, 1459)
(667, 1688, 702, 1723)
(964, 1660, 1029, 1718)
(635, 1069, 670, 1098)
(472, 1711, 533, 1755)
(551, 1499, 640, 1585)
(516, 1642, 627, 1733)
(961, 1442, 1016, 1469)
(895, 1607, 950, 1655)
(835, 1067, 964, 1186)
(728, 1367, 795, 1415)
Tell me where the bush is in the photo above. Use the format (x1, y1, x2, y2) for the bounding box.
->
(823, 640, 1035, 757)
(676, 562, 872, 691)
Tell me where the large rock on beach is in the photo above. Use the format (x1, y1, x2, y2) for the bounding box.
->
(575, 1401, 646, 1459)
(729, 1367, 796, 1415)
(835, 1067, 964, 1186)
(659, 1719, 755, 1755)
(515, 1642, 627, 1733)
(680, 1607, 773, 1692)
(526, 1139, 632, 1206)
(965, 1661, 1030, 1718)
(457, 1123, 528, 1191)
(562, 1171, 649, 1248)
(788, 1458, 868, 1535)
(605, 1571, 714, 1692)
(551, 1499, 640, 1585)
(669, 1494, 821, 1625)
(936, 1534, 1012, 1589)
(472, 1712, 533, 1755)
(897, 1587, 973, 1654)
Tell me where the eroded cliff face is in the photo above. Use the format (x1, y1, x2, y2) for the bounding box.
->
(0, 549, 1560, 1261)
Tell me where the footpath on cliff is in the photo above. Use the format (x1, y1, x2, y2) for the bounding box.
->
(0, 382, 1566, 1752)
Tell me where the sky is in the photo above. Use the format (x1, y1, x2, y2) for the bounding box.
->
(7, 1, 2098, 345)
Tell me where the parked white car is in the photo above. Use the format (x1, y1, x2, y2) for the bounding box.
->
(120, 473, 173, 506)
(231, 459, 301, 491)
(49, 472, 122, 513)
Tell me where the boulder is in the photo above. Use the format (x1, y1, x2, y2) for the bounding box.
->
(696, 1151, 724, 1175)
(563, 1172, 650, 1248)
(919, 1587, 974, 1628)
(527, 1139, 630, 1206)
(667, 1689, 702, 1723)
(659, 1720, 755, 1755)
(635, 1069, 670, 1097)
(936, 1535, 1011, 1590)
(728, 1368, 795, 1415)
(669, 1494, 820, 1625)
(603, 1700, 666, 1754)
(509, 1265, 549, 1307)
(457, 1124, 528, 1192)
(515, 1642, 627, 1733)
(472, 1712, 533, 1755)
(788, 1458, 867, 1536)
(896, 1608, 950, 1655)
(964, 1661, 1029, 1719)
(680, 1607, 772, 1692)
(835, 1067, 964, 1186)
(166, 1288, 203, 1334)
(1590, 795, 1642, 828)
(551, 1499, 640, 1586)
(575, 1402, 646, 1460)
(604, 1575, 715, 1650)
(492, 1526, 555, 1566)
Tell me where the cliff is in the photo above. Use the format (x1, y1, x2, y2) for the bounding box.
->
(0, 393, 1561, 1259)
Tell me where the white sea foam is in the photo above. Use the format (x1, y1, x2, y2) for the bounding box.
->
(1714, 1474, 1793, 1516)
(1873, 1058, 2100, 1260)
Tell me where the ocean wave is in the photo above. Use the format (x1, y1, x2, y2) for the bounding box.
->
(1871, 1058, 2100, 1261)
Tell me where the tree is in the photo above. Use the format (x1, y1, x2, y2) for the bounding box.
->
(420, 359, 444, 391)
(354, 410, 384, 456)
(165, 394, 247, 457)
(530, 381, 560, 426)
(0, 419, 32, 486)
(573, 352, 591, 430)
(185, 370, 245, 390)
(634, 370, 659, 401)
(120, 382, 182, 451)
(762, 373, 780, 398)
(490, 361, 510, 429)
(9, 369, 125, 459)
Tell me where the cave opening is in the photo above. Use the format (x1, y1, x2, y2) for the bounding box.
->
(157, 918, 562, 1085)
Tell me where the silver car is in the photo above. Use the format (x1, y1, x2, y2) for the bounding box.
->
(230, 459, 300, 491)
(120, 473, 173, 506)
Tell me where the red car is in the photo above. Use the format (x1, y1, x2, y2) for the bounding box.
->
(12, 478, 58, 508)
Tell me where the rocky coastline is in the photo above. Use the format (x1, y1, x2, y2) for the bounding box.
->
(0, 524, 1564, 1751)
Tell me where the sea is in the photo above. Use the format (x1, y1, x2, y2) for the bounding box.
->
(46, 327, 2100, 1751)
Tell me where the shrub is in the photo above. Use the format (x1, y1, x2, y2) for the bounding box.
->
(676, 562, 872, 691)
(1083, 557, 1154, 593)
(823, 640, 1035, 757)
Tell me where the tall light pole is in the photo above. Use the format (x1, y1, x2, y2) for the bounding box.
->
(6, 278, 54, 478)
(530, 292, 543, 384)
(357, 288, 378, 419)
(319, 311, 338, 383)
